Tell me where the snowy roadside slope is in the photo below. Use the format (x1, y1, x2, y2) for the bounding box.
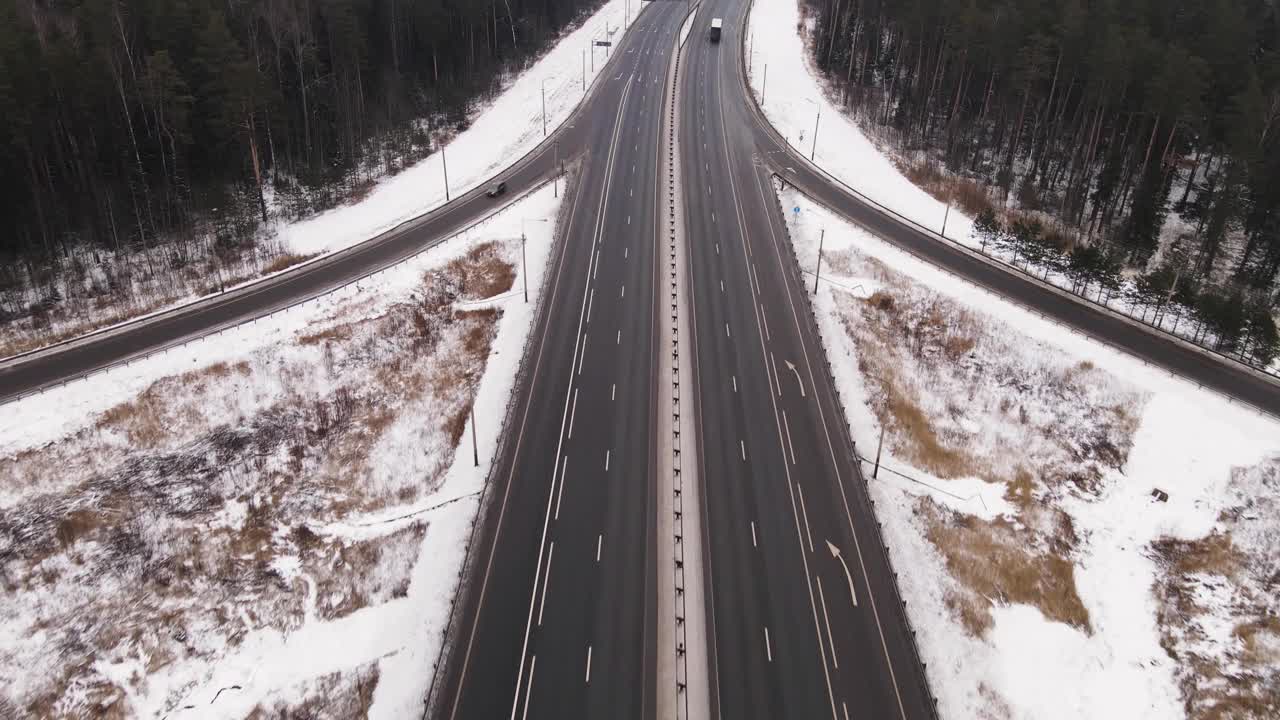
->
(282, 0, 635, 258)
(780, 186, 1280, 719)
(0, 186, 563, 718)
(745, 0, 974, 242)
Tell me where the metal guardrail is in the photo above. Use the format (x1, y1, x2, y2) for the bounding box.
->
(664, 6, 696, 715)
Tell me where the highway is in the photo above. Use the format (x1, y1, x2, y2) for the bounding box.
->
(679, 0, 934, 718)
(8, 0, 1280, 717)
(428, 3, 686, 718)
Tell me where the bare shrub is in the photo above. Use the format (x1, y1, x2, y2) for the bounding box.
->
(262, 252, 318, 275)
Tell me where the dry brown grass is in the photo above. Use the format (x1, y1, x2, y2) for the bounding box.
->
(94, 360, 251, 448)
(882, 381, 979, 479)
(245, 661, 381, 719)
(262, 251, 319, 275)
(921, 498, 1092, 636)
(1151, 528, 1279, 719)
(444, 241, 516, 300)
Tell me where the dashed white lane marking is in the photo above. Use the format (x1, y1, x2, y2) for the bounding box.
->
(597, 534, 603, 562)
(611, 383, 616, 401)
(764, 626, 773, 662)
(752, 264, 761, 294)
(720, 280, 724, 292)
(843, 702, 851, 720)
(761, 305, 772, 341)
(715, 242, 720, 255)
(585, 645, 593, 684)
(769, 352, 782, 396)
(740, 440, 746, 461)
(732, 375, 737, 393)
(725, 322, 731, 338)
(621, 284, 625, 298)
(577, 335, 587, 376)
(587, 289, 595, 323)
(537, 543, 555, 625)
(624, 247, 629, 258)
(568, 389, 580, 439)
(751, 520, 758, 547)
(554, 456, 568, 519)
(712, 211, 716, 223)
(521, 656, 537, 720)
(605, 449, 611, 471)
(616, 330, 621, 345)
(817, 576, 839, 670)
(783, 410, 796, 465)
(627, 215, 631, 225)
(797, 482, 815, 553)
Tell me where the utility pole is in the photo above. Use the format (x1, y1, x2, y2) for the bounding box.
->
(471, 404, 479, 467)
(442, 144, 450, 201)
(872, 425, 884, 479)
(521, 231, 529, 302)
(811, 104, 821, 162)
(941, 203, 951, 237)
(813, 228, 825, 295)
(542, 79, 548, 137)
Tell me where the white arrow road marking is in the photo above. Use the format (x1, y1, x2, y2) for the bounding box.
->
(826, 540, 858, 607)
(784, 359, 806, 397)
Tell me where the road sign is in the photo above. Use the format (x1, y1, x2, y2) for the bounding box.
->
(594, 40, 612, 47)
(793, 206, 800, 214)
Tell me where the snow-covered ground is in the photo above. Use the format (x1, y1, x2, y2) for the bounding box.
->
(279, 0, 636, 259)
(0, 185, 563, 717)
(781, 184, 1280, 719)
(1, 0, 636, 361)
(745, 0, 1279, 376)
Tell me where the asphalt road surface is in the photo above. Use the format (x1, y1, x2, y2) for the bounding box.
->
(429, 3, 686, 719)
(680, 1, 935, 718)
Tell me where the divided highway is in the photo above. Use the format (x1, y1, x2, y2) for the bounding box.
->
(679, 1, 934, 718)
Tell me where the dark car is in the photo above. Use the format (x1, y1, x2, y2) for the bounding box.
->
(486, 181, 508, 198)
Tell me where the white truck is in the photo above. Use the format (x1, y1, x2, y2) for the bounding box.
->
(709, 18, 723, 43)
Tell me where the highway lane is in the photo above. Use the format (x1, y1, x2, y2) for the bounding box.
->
(681, 1, 935, 719)
(0, 6, 654, 405)
(431, 3, 685, 719)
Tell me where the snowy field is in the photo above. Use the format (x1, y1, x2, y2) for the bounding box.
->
(745, 0, 1279, 376)
(0, 185, 563, 718)
(1, 0, 637, 361)
(782, 185, 1280, 719)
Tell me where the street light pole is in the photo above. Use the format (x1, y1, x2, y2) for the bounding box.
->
(813, 228, 825, 295)
(811, 104, 821, 162)
(521, 231, 529, 302)
(442, 144, 450, 201)
(471, 404, 479, 467)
